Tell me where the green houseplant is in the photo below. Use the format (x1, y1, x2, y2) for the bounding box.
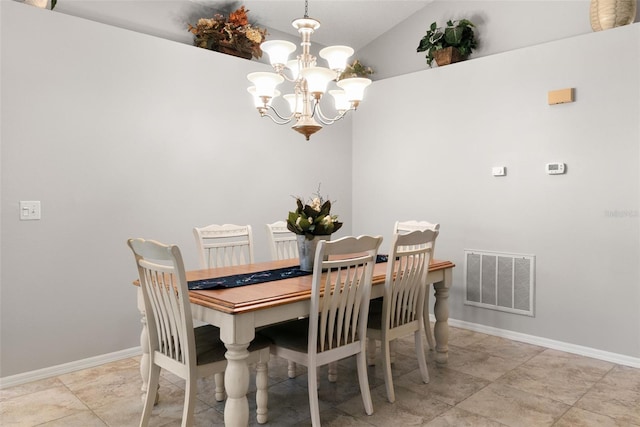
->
(286, 188, 343, 272)
(417, 19, 477, 67)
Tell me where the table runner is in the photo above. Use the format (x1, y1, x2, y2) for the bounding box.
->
(188, 254, 388, 291)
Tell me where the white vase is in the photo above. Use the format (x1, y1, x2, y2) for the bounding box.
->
(296, 235, 331, 272)
(590, 0, 637, 31)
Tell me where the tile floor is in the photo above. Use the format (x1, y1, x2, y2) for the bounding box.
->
(2, 326, 640, 426)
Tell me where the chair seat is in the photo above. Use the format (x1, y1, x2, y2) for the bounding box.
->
(195, 325, 271, 365)
(261, 318, 366, 355)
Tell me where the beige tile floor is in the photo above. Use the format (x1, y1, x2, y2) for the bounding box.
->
(2, 326, 640, 426)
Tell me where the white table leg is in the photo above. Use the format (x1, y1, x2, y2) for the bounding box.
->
(433, 268, 452, 364)
(423, 285, 435, 350)
(222, 341, 251, 426)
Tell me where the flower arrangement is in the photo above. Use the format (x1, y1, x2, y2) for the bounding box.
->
(188, 6, 267, 59)
(339, 59, 374, 80)
(287, 190, 343, 240)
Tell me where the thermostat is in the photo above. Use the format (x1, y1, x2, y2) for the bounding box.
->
(545, 162, 565, 175)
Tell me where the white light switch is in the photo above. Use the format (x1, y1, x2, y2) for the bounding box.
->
(492, 166, 506, 177)
(19, 201, 41, 220)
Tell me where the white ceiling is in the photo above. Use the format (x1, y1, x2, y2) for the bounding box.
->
(48, 0, 433, 50)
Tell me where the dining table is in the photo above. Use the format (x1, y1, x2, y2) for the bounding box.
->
(136, 257, 455, 426)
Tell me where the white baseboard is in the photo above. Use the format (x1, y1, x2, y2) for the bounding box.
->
(0, 347, 141, 389)
(3, 317, 639, 389)
(437, 316, 640, 368)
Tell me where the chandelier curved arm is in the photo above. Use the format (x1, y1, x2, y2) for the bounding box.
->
(257, 107, 297, 125)
(313, 102, 350, 125)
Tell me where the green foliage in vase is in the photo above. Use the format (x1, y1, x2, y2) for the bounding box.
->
(286, 189, 343, 240)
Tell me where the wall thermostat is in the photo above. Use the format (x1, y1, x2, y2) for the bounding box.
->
(545, 162, 566, 175)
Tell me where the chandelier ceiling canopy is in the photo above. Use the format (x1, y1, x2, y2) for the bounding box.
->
(246, 0, 372, 141)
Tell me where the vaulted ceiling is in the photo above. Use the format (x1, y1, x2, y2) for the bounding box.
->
(49, 0, 433, 50)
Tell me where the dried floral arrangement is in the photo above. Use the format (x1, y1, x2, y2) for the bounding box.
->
(188, 6, 267, 59)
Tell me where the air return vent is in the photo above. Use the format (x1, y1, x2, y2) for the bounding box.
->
(464, 250, 535, 316)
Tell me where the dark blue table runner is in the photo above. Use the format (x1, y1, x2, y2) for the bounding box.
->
(188, 254, 388, 291)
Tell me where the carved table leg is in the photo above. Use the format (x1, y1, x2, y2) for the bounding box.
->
(255, 353, 269, 424)
(223, 342, 250, 427)
(433, 268, 452, 364)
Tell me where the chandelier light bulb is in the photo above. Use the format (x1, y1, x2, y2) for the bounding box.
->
(300, 67, 336, 95)
(329, 90, 350, 112)
(319, 45, 354, 72)
(283, 94, 303, 114)
(336, 77, 372, 104)
(286, 59, 302, 80)
(247, 72, 284, 99)
(248, 87, 280, 108)
(261, 40, 297, 67)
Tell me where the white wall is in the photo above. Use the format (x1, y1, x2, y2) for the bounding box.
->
(2, 0, 639, 379)
(352, 24, 640, 359)
(0, 2, 353, 377)
(360, 0, 640, 80)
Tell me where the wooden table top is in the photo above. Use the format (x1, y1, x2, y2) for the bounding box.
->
(187, 259, 455, 315)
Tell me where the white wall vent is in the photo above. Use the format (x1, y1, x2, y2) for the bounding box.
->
(464, 249, 535, 316)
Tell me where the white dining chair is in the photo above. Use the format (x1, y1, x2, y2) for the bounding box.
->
(393, 220, 440, 350)
(192, 223, 254, 399)
(193, 223, 254, 269)
(127, 238, 270, 426)
(259, 235, 383, 426)
(265, 220, 300, 379)
(265, 220, 298, 261)
(366, 229, 438, 403)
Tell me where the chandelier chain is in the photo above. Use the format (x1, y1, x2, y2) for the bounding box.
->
(304, 0, 309, 18)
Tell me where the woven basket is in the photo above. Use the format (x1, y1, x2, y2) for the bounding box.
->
(434, 47, 465, 67)
(214, 41, 253, 60)
(590, 0, 637, 31)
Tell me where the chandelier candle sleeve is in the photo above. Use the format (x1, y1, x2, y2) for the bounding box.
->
(300, 67, 336, 96)
(248, 87, 280, 108)
(261, 41, 297, 67)
(247, 72, 284, 100)
(319, 46, 354, 71)
(246, 0, 372, 140)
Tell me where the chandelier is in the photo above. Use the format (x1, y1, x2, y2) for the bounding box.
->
(246, 0, 372, 141)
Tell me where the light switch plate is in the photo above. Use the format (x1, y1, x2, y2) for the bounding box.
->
(492, 166, 506, 176)
(20, 201, 41, 220)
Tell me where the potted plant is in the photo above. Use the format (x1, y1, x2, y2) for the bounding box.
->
(339, 59, 374, 80)
(286, 188, 343, 271)
(188, 6, 267, 60)
(417, 19, 477, 67)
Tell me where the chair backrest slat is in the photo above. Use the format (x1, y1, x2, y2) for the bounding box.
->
(266, 221, 299, 261)
(129, 239, 195, 367)
(193, 224, 255, 268)
(385, 230, 438, 330)
(310, 236, 382, 354)
(394, 220, 440, 256)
